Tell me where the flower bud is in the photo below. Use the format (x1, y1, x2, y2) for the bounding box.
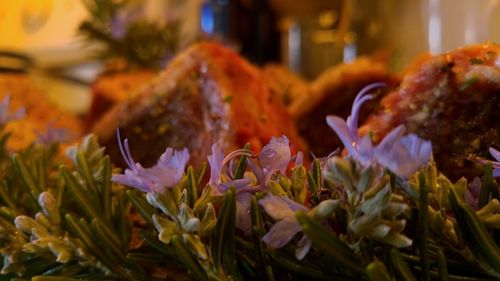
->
(311, 199, 339, 220)
(38, 192, 61, 225)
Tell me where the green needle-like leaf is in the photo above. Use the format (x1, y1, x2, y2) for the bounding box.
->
(295, 211, 365, 275)
(479, 165, 495, 209)
(234, 143, 251, 180)
(417, 172, 430, 281)
(186, 167, 198, 208)
(366, 260, 392, 281)
(437, 250, 449, 281)
(214, 186, 237, 275)
(0, 180, 17, 211)
(13, 154, 41, 199)
(172, 235, 207, 281)
(389, 248, 417, 281)
(60, 166, 100, 220)
(126, 190, 156, 227)
(101, 156, 112, 223)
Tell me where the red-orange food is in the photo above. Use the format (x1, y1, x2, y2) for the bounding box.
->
(92, 42, 307, 167)
(292, 58, 399, 157)
(87, 69, 157, 130)
(362, 44, 500, 180)
(0, 74, 82, 151)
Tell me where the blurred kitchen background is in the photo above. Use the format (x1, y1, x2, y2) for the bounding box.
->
(1, 0, 499, 114)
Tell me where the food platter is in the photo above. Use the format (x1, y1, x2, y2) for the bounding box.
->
(0, 1, 499, 280)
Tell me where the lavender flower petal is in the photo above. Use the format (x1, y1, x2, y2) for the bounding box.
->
(357, 134, 375, 166)
(112, 130, 189, 192)
(112, 168, 149, 192)
(326, 116, 357, 157)
(375, 126, 432, 178)
(259, 194, 312, 259)
(471, 147, 500, 177)
(0, 95, 25, 125)
(494, 170, 500, 178)
(207, 143, 224, 190)
(259, 194, 307, 220)
(152, 148, 190, 186)
(35, 124, 72, 145)
(261, 217, 302, 249)
(465, 177, 481, 209)
(346, 94, 373, 136)
(235, 192, 253, 235)
(490, 147, 500, 161)
(295, 235, 312, 260)
(295, 151, 304, 167)
(247, 158, 266, 188)
(218, 178, 254, 193)
(488, 148, 500, 177)
(259, 136, 291, 174)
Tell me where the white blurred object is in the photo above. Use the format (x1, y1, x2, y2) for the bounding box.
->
(424, 0, 500, 54)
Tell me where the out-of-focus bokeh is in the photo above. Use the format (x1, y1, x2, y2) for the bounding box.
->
(1, 0, 500, 113)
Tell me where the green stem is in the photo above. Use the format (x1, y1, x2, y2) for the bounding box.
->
(187, 167, 198, 208)
(76, 151, 101, 211)
(437, 249, 449, 281)
(418, 171, 431, 281)
(102, 156, 112, 223)
(295, 211, 365, 275)
(60, 166, 100, 220)
(0, 180, 17, 211)
(172, 235, 207, 281)
(126, 190, 156, 227)
(13, 154, 41, 198)
(234, 144, 251, 180)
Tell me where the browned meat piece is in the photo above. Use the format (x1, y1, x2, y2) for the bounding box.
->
(92, 42, 307, 167)
(261, 63, 310, 108)
(86, 69, 157, 130)
(290, 58, 399, 157)
(362, 44, 500, 180)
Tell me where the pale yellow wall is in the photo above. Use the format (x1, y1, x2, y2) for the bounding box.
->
(0, 0, 86, 50)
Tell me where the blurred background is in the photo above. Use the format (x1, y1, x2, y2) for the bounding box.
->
(1, 0, 500, 114)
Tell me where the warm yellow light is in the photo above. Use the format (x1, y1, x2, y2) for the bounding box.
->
(0, 0, 86, 50)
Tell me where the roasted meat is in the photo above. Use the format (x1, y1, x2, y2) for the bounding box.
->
(86, 69, 157, 130)
(261, 63, 310, 108)
(93, 42, 306, 167)
(362, 44, 500, 180)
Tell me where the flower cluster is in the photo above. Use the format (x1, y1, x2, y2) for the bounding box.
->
(326, 83, 432, 177)
(0, 95, 25, 125)
(111, 130, 189, 193)
(110, 83, 437, 263)
(3, 83, 500, 280)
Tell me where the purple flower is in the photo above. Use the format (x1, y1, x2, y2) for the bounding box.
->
(112, 130, 189, 193)
(0, 95, 25, 125)
(35, 122, 73, 145)
(374, 126, 432, 178)
(295, 151, 304, 167)
(207, 137, 296, 235)
(207, 143, 258, 234)
(490, 148, 500, 177)
(259, 136, 291, 175)
(207, 143, 225, 188)
(470, 147, 500, 179)
(259, 194, 311, 260)
(326, 83, 382, 166)
(326, 83, 432, 177)
(479, 148, 500, 178)
(465, 177, 482, 210)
